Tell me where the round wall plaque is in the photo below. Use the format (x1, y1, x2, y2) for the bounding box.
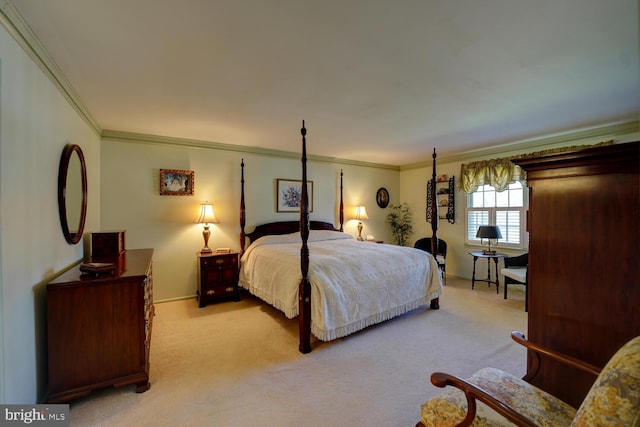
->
(376, 187, 389, 208)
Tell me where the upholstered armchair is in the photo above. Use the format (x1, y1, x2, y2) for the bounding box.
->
(417, 331, 640, 426)
(500, 253, 528, 311)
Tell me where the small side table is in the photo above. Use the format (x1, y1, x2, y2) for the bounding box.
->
(469, 251, 507, 294)
(197, 251, 241, 307)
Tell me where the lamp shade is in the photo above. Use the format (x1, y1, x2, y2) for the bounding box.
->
(476, 225, 502, 239)
(354, 205, 369, 220)
(196, 203, 219, 224)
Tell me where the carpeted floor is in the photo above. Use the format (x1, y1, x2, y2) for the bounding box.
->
(68, 276, 527, 427)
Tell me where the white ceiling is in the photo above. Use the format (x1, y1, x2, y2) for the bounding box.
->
(9, 0, 639, 165)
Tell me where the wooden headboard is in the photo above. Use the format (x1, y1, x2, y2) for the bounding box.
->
(239, 157, 344, 254)
(245, 220, 338, 244)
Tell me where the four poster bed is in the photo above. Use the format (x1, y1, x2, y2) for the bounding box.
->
(239, 122, 443, 353)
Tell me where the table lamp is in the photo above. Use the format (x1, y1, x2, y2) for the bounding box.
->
(354, 205, 368, 241)
(476, 225, 502, 255)
(196, 202, 219, 253)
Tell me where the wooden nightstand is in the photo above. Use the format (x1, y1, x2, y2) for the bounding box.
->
(197, 251, 240, 307)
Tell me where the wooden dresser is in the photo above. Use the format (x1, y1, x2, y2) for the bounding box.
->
(45, 248, 154, 403)
(514, 141, 639, 407)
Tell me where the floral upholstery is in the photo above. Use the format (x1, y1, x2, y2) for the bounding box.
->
(420, 336, 640, 427)
(420, 367, 575, 426)
(571, 336, 640, 427)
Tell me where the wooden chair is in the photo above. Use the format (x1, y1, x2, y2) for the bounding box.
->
(414, 237, 448, 285)
(417, 331, 640, 427)
(500, 253, 528, 311)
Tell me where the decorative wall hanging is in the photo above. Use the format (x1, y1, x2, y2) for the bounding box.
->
(159, 169, 194, 196)
(276, 179, 313, 212)
(376, 187, 389, 208)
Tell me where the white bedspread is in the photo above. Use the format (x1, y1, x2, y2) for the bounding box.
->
(239, 230, 443, 341)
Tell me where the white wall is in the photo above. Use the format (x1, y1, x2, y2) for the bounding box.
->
(101, 139, 399, 301)
(0, 25, 101, 403)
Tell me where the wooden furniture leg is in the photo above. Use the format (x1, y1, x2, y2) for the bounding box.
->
(471, 255, 478, 289)
(492, 257, 500, 294)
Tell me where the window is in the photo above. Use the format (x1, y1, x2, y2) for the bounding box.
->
(466, 182, 527, 249)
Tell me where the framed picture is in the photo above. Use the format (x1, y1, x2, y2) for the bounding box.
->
(160, 169, 194, 196)
(376, 187, 390, 208)
(276, 179, 313, 212)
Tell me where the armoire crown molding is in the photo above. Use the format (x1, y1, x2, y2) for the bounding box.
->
(400, 120, 639, 171)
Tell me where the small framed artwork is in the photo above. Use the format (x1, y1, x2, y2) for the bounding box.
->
(159, 169, 194, 196)
(376, 187, 390, 208)
(276, 179, 313, 212)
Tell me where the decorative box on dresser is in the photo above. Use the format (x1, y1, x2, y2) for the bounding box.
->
(513, 141, 639, 408)
(197, 251, 240, 307)
(45, 248, 154, 403)
(91, 230, 126, 257)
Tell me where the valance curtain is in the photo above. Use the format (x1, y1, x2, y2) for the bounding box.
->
(460, 140, 614, 193)
(460, 158, 520, 193)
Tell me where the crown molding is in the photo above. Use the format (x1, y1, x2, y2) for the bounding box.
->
(100, 130, 400, 171)
(0, 1, 102, 135)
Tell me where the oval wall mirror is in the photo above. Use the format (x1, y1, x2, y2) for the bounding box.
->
(57, 144, 87, 244)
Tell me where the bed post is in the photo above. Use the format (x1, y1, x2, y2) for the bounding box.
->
(299, 121, 312, 353)
(430, 148, 440, 309)
(339, 169, 344, 232)
(240, 159, 246, 256)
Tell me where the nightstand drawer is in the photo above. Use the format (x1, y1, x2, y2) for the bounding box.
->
(201, 284, 238, 298)
(201, 265, 236, 284)
(200, 253, 238, 268)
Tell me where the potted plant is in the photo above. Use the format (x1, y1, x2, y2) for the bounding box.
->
(386, 203, 413, 246)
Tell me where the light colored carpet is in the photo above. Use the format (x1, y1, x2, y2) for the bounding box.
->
(68, 277, 527, 427)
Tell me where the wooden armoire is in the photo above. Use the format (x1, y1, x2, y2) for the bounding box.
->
(514, 141, 639, 408)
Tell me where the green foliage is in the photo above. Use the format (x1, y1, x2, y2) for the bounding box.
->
(386, 203, 414, 246)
